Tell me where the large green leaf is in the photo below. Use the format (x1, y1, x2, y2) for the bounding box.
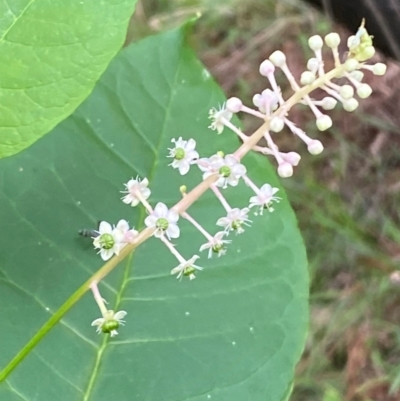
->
(0, 25, 308, 400)
(0, 0, 137, 159)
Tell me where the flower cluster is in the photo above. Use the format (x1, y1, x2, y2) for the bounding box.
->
(207, 21, 386, 178)
(87, 22, 385, 337)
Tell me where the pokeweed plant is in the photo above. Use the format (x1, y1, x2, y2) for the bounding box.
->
(0, 19, 385, 401)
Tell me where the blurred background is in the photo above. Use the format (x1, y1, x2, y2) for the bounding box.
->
(126, 1, 400, 400)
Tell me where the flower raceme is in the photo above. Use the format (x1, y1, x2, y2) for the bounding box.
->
(88, 23, 385, 336)
(208, 23, 386, 177)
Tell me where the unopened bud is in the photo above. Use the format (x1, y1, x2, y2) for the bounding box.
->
(356, 46, 375, 61)
(344, 58, 359, 72)
(357, 83, 372, 98)
(347, 35, 358, 50)
(321, 97, 337, 110)
(277, 162, 293, 178)
(307, 140, 324, 155)
(325, 32, 340, 48)
(282, 152, 301, 166)
(269, 51, 286, 67)
(308, 35, 323, 51)
(307, 57, 319, 73)
(180, 185, 187, 195)
(372, 63, 387, 76)
(300, 71, 316, 85)
(226, 97, 243, 113)
(339, 85, 354, 99)
(316, 115, 332, 131)
(349, 71, 364, 82)
(270, 117, 284, 132)
(342, 98, 359, 112)
(259, 59, 275, 76)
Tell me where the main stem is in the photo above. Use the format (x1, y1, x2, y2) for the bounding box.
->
(0, 62, 346, 381)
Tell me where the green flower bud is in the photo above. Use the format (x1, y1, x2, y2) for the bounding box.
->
(308, 35, 323, 51)
(342, 98, 359, 112)
(300, 71, 316, 86)
(372, 63, 386, 76)
(269, 50, 286, 67)
(325, 32, 340, 48)
(339, 85, 354, 100)
(270, 117, 285, 133)
(357, 83, 372, 99)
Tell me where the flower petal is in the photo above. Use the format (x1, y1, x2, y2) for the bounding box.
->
(186, 138, 196, 151)
(91, 318, 105, 327)
(144, 215, 157, 228)
(167, 223, 180, 239)
(114, 310, 127, 321)
(100, 249, 113, 261)
(116, 219, 129, 232)
(154, 202, 168, 218)
(99, 221, 112, 234)
(178, 160, 190, 175)
(167, 209, 179, 223)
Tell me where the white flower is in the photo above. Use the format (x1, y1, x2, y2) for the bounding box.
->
(249, 184, 281, 215)
(199, 231, 231, 258)
(198, 154, 246, 188)
(252, 89, 279, 114)
(216, 208, 252, 234)
(121, 177, 151, 207)
(93, 221, 124, 261)
(208, 104, 233, 134)
(114, 219, 139, 244)
(144, 202, 180, 239)
(171, 255, 203, 280)
(168, 137, 199, 175)
(91, 310, 127, 337)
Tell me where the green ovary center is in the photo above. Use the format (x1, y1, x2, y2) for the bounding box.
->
(174, 148, 185, 160)
(102, 319, 120, 334)
(212, 243, 223, 253)
(219, 166, 231, 178)
(99, 233, 114, 250)
(183, 266, 196, 276)
(232, 220, 242, 230)
(156, 217, 169, 231)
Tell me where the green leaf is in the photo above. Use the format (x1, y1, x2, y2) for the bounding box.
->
(0, 0, 137, 159)
(0, 25, 308, 400)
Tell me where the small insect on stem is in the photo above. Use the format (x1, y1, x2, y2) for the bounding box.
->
(79, 222, 101, 238)
(79, 229, 99, 238)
